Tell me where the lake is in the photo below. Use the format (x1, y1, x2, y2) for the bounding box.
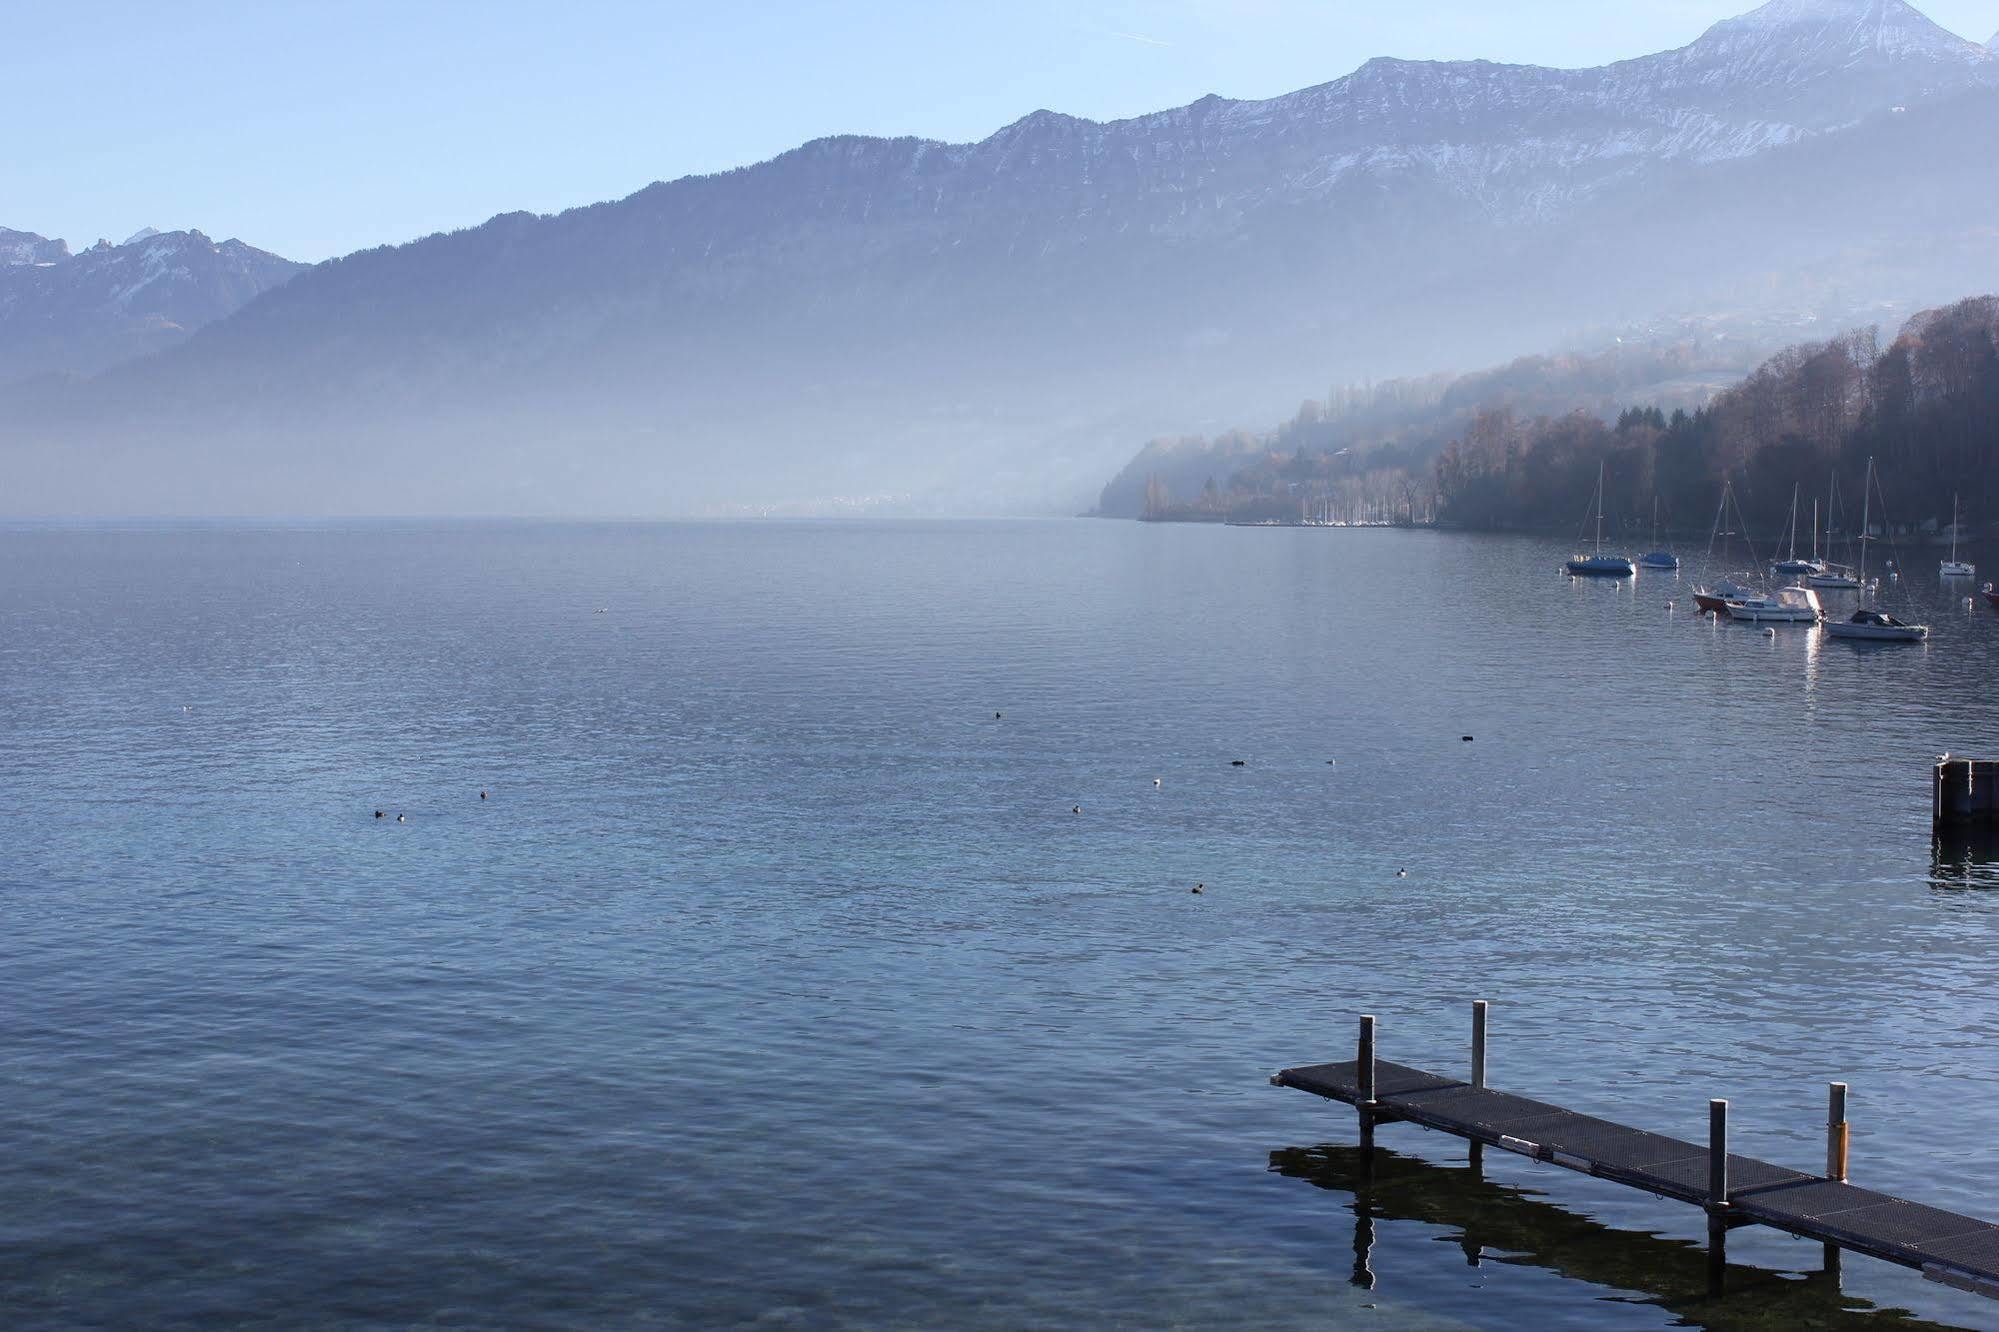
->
(3, 519, 1997, 1329)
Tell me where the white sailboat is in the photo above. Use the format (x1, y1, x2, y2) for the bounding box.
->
(1771, 484, 1825, 576)
(1826, 457, 1929, 642)
(1808, 474, 1861, 589)
(1941, 493, 1976, 578)
(1692, 479, 1767, 612)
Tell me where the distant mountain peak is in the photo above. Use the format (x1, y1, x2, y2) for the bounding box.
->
(0, 226, 69, 267)
(1695, 0, 1993, 62)
(1988, 28, 1998, 50)
(123, 227, 162, 245)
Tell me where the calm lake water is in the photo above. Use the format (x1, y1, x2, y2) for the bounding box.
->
(3, 519, 1998, 1330)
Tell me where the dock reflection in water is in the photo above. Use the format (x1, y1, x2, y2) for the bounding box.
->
(1269, 1143, 1960, 1330)
(1931, 830, 1999, 891)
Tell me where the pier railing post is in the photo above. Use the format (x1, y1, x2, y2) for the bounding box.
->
(1358, 1015, 1377, 1106)
(1471, 1001, 1488, 1091)
(1827, 1083, 1849, 1182)
(1708, 1099, 1729, 1209)
(1707, 1098, 1731, 1296)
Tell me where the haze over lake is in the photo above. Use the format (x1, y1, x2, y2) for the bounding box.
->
(5, 520, 1997, 1328)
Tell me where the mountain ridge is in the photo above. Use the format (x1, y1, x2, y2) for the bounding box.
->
(0, 228, 303, 382)
(7, 0, 1999, 516)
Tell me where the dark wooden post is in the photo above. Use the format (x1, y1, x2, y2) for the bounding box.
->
(1709, 1099, 1729, 1207)
(1357, 1014, 1377, 1146)
(1472, 1000, 1488, 1090)
(1827, 1083, 1849, 1182)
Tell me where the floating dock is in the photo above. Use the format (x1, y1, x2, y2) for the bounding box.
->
(1273, 1006, 1999, 1302)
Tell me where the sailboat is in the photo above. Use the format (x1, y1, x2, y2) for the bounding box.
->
(1808, 473, 1861, 589)
(1940, 493, 1976, 578)
(1637, 495, 1680, 569)
(1826, 457, 1929, 642)
(1692, 480, 1764, 612)
(1565, 462, 1636, 577)
(1771, 484, 1826, 576)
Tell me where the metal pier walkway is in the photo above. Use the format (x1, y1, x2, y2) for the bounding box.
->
(1274, 1007, 1999, 1302)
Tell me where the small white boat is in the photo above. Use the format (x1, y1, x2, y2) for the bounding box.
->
(1724, 585, 1822, 623)
(1825, 609, 1928, 642)
(1807, 566, 1861, 590)
(1940, 493, 1975, 577)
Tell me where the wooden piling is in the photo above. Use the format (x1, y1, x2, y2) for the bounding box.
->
(1471, 1001, 1488, 1091)
(1708, 1099, 1729, 1210)
(1828, 1083, 1849, 1182)
(1358, 1015, 1377, 1107)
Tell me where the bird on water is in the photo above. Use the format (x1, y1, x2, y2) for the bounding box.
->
(1192, 883, 1204, 895)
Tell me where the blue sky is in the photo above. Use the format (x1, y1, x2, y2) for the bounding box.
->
(9, 0, 1996, 262)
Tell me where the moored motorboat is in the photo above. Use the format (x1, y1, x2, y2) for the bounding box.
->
(1693, 577, 1749, 614)
(1724, 585, 1822, 623)
(1825, 609, 1928, 642)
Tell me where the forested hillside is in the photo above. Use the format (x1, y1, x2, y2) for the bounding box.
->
(1097, 340, 1758, 520)
(1434, 296, 1999, 537)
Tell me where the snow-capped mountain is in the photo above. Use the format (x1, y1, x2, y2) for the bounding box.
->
(7, 0, 1999, 517)
(0, 227, 69, 268)
(0, 228, 301, 381)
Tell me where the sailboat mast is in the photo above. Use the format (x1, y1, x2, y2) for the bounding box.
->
(1951, 492, 1961, 563)
(1788, 484, 1800, 561)
(1596, 461, 1605, 554)
(1812, 498, 1819, 562)
(1858, 458, 1873, 588)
